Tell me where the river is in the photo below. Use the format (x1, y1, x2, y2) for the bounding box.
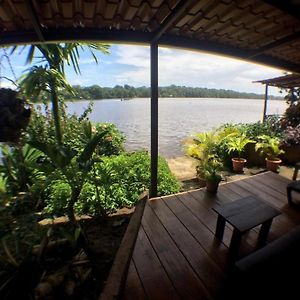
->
(66, 98, 287, 158)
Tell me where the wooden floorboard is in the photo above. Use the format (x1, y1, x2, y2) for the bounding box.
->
(121, 172, 300, 299)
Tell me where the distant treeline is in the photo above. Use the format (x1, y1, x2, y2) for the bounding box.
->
(62, 84, 282, 100)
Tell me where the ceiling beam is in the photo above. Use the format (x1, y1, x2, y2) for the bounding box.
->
(24, 0, 45, 42)
(151, 0, 195, 42)
(1, 28, 300, 73)
(262, 0, 300, 22)
(247, 31, 300, 58)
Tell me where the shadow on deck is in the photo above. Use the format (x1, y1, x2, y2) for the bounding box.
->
(121, 172, 300, 299)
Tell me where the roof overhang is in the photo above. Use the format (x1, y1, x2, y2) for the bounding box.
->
(1, 0, 300, 72)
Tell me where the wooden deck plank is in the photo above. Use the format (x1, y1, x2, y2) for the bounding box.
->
(122, 261, 147, 300)
(141, 203, 212, 300)
(163, 195, 230, 269)
(122, 173, 300, 300)
(130, 226, 179, 300)
(184, 190, 256, 254)
(150, 198, 225, 298)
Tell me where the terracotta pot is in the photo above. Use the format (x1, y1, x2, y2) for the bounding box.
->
(266, 158, 282, 172)
(206, 180, 220, 193)
(232, 158, 247, 173)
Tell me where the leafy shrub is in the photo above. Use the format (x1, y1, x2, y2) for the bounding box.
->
(27, 104, 125, 156)
(238, 118, 283, 141)
(282, 125, 300, 146)
(43, 151, 180, 216)
(281, 102, 300, 128)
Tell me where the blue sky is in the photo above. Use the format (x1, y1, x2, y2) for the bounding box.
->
(0, 44, 285, 95)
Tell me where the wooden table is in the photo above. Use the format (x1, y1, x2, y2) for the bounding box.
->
(213, 196, 281, 259)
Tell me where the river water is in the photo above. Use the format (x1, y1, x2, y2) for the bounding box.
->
(66, 98, 287, 158)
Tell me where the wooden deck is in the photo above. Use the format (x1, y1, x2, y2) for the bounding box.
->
(121, 172, 300, 300)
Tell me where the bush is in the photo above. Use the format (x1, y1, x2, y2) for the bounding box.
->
(26, 104, 125, 156)
(282, 125, 300, 146)
(238, 118, 283, 141)
(43, 151, 180, 216)
(281, 102, 300, 128)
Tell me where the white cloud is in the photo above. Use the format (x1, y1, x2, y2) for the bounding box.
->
(114, 45, 285, 95)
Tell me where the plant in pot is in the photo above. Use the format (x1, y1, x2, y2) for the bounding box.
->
(185, 132, 220, 187)
(202, 155, 223, 193)
(226, 133, 254, 173)
(255, 135, 285, 172)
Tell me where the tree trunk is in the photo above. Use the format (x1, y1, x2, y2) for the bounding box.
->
(67, 187, 80, 224)
(49, 78, 63, 146)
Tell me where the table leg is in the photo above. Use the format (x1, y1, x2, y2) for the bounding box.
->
(258, 219, 273, 247)
(215, 215, 226, 240)
(229, 228, 242, 259)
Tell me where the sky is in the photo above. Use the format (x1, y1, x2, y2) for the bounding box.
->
(0, 44, 286, 96)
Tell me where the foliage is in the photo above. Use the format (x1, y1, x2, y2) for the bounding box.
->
(255, 135, 285, 160)
(238, 117, 283, 141)
(26, 104, 125, 156)
(225, 133, 255, 159)
(60, 84, 282, 100)
(14, 43, 110, 145)
(44, 151, 180, 216)
(30, 124, 108, 222)
(0, 144, 45, 209)
(281, 102, 300, 128)
(282, 125, 300, 146)
(201, 155, 223, 182)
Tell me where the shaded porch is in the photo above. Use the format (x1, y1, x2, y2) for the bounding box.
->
(122, 171, 300, 299)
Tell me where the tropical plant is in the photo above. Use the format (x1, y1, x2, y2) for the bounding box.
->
(29, 121, 108, 223)
(185, 131, 221, 178)
(255, 135, 285, 160)
(0, 144, 45, 211)
(202, 155, 223, 182)
(13, 43, 110, 146)
(226, 133, 255, 159)
(43, 151, 180, 216)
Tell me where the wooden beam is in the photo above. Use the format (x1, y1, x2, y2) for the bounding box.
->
(248, 31, 300, 59)
(150, 41, 158, 198)
(263, 84, 269, 122)
(24, 0, 45, 42)
(1, 28, 300, 73)
(262, 0, 300, 22)
(151, 0, 194, 42)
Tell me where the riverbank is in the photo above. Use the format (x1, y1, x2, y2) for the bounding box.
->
(166, 156, 296, 191)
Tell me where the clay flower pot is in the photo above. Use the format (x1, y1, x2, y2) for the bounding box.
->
(206, 179, 221, 193)
(266, 158, 282, 172)
(232, 158, 247, 173)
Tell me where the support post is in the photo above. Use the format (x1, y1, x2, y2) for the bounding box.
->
(262, 83, 269, 122)
(150, 42, 158, 197)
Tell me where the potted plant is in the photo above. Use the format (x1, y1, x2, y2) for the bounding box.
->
(202, 155, 223, 193)
(255, 135, 285, 172)
(185, 132, 220, 187)
(226, 133, 254, 173)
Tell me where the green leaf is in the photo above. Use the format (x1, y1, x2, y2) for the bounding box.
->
(77, 130, 108, 164)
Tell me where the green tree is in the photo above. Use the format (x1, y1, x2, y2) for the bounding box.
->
(14, 43, 110, 145)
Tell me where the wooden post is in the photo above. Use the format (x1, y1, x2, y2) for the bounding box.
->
(150, 42, 158, 197)
(262, 83, 269, 122)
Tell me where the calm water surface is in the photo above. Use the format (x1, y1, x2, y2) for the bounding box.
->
(66, 98, 287, 158)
